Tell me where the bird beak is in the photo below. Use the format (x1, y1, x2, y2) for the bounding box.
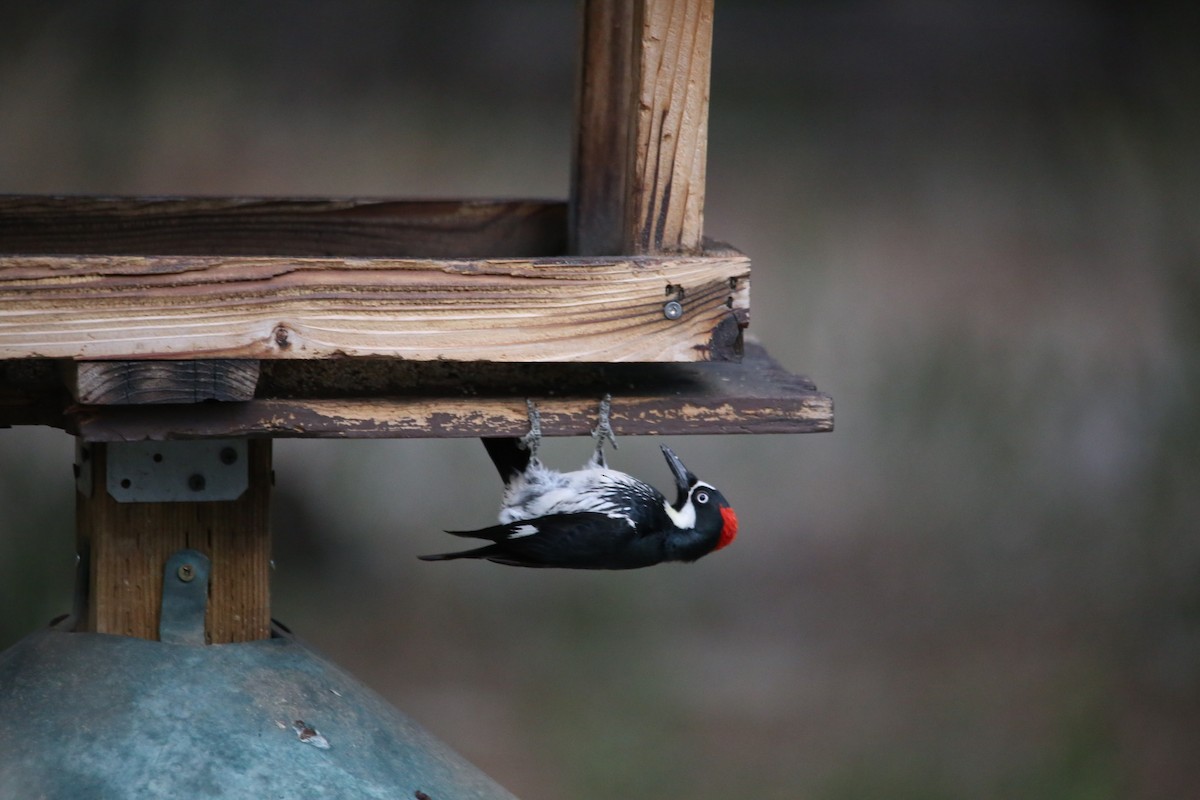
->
(660, 445, 698, 497)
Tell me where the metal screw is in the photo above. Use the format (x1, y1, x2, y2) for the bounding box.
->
(219, 447, 238, 465)
(187, 473, 206, 492)
(177, 563, 195, 582)
(663, 300, 683, 320)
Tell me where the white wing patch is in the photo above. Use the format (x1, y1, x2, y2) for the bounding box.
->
(509, 524, 539, 539)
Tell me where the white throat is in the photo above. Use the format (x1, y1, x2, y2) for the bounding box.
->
(663, 499, 695, 529)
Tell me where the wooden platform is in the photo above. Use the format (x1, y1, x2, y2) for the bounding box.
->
(0, 0, 833, 446)
(1, 343, 831, 441)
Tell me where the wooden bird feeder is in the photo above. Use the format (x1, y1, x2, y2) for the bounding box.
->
(0, 1, 832, 796)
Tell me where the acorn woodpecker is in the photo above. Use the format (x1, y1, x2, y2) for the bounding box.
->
(418, 397, 738, 569)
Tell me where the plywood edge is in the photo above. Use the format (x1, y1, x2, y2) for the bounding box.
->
(43, 344, 832, 441)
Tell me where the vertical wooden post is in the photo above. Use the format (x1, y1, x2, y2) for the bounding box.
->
(571, 0, 715, 256)
(75, 439, 272, 643)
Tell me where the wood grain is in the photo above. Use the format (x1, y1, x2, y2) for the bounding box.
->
(50, 344, 833, 441)
(0, 250, 749, 362)
(76, 439, 272, 643)
(67, 360, 260, 404)
(572, 0, 714, 255)
(572, 0, 637, 255)
(0, 196, 566, 258)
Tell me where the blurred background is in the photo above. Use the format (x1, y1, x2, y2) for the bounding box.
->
(2, 2, 1198, 798)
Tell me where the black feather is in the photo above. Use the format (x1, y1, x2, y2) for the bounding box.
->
(481, 437, 532, 486)
(417, 544, 503, 562)
(418, 512, 666, 569)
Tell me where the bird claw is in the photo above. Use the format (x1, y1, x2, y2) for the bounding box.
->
(590, 393, 618, 467)
(519, 398, 542, 458)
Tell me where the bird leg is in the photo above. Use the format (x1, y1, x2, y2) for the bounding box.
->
(519, 398, 542, 459)
(589, 393, 618, 468)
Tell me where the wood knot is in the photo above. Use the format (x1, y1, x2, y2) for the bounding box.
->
(273, 325, 291, 349)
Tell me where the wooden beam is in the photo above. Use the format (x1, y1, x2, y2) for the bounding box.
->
(66, 360, 260, 404)
(49, 344, 831, 441)
(571, 0, 637, 255)
(76, 439, 272, 643)
(0, 196, 566, 258)
(0, 249, 748, 362)
(572, 0, 714, 255)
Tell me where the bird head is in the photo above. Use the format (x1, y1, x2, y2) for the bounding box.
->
(660, 445, 738, 552)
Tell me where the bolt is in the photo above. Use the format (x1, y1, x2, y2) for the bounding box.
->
(219, 447, 238, 465)
(177, 563, 195, 582)
(663, 300, 683, 320)
(187, 473, 206, 492)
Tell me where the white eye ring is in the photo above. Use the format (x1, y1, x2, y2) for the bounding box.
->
(695, 491, 710, 504)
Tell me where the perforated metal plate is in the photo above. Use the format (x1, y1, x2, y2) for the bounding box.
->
(105, 439, 248, 502)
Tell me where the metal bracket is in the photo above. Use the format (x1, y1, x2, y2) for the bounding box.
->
(106, 439, 249, 502)
(160, 549, 210, 645)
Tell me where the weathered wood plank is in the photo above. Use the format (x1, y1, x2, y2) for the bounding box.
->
(76, 439, 272, 643)
(0, 250, 748, 362)
(51, 344, 832, 441)
(572, 0, 637, 255)
(66, 360, 260, 404)
(572, 0, 713, 255)
(0, 196, 566, 258)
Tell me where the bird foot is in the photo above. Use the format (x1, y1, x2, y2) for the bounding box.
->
(519, 398, 542, 458)
(590, 393, 618, 467)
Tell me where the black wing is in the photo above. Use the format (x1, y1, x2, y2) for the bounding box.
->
(418, 512, 664, 569)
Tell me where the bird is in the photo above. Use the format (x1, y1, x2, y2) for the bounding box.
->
(418, 395, 738, 569)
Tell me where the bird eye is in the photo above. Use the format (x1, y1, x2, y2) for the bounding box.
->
(695, 491, 709, 504)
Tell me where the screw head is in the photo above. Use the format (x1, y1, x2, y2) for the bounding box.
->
(663, 300, 683, 320)
(177, 563, 195, 582)
(187, 473, 207, 492)
(219, 447, 238, 465)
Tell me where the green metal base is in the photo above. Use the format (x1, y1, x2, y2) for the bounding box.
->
(0, 620, 516, 799)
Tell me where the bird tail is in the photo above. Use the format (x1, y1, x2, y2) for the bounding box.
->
(417, 523, 514, 561)
(442, 524, 511, 541)
(417, 543, 500, 562)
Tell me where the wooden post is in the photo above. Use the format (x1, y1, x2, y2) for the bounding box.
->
(75, 438, 272, 643)
(571, 0, 715, 255)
